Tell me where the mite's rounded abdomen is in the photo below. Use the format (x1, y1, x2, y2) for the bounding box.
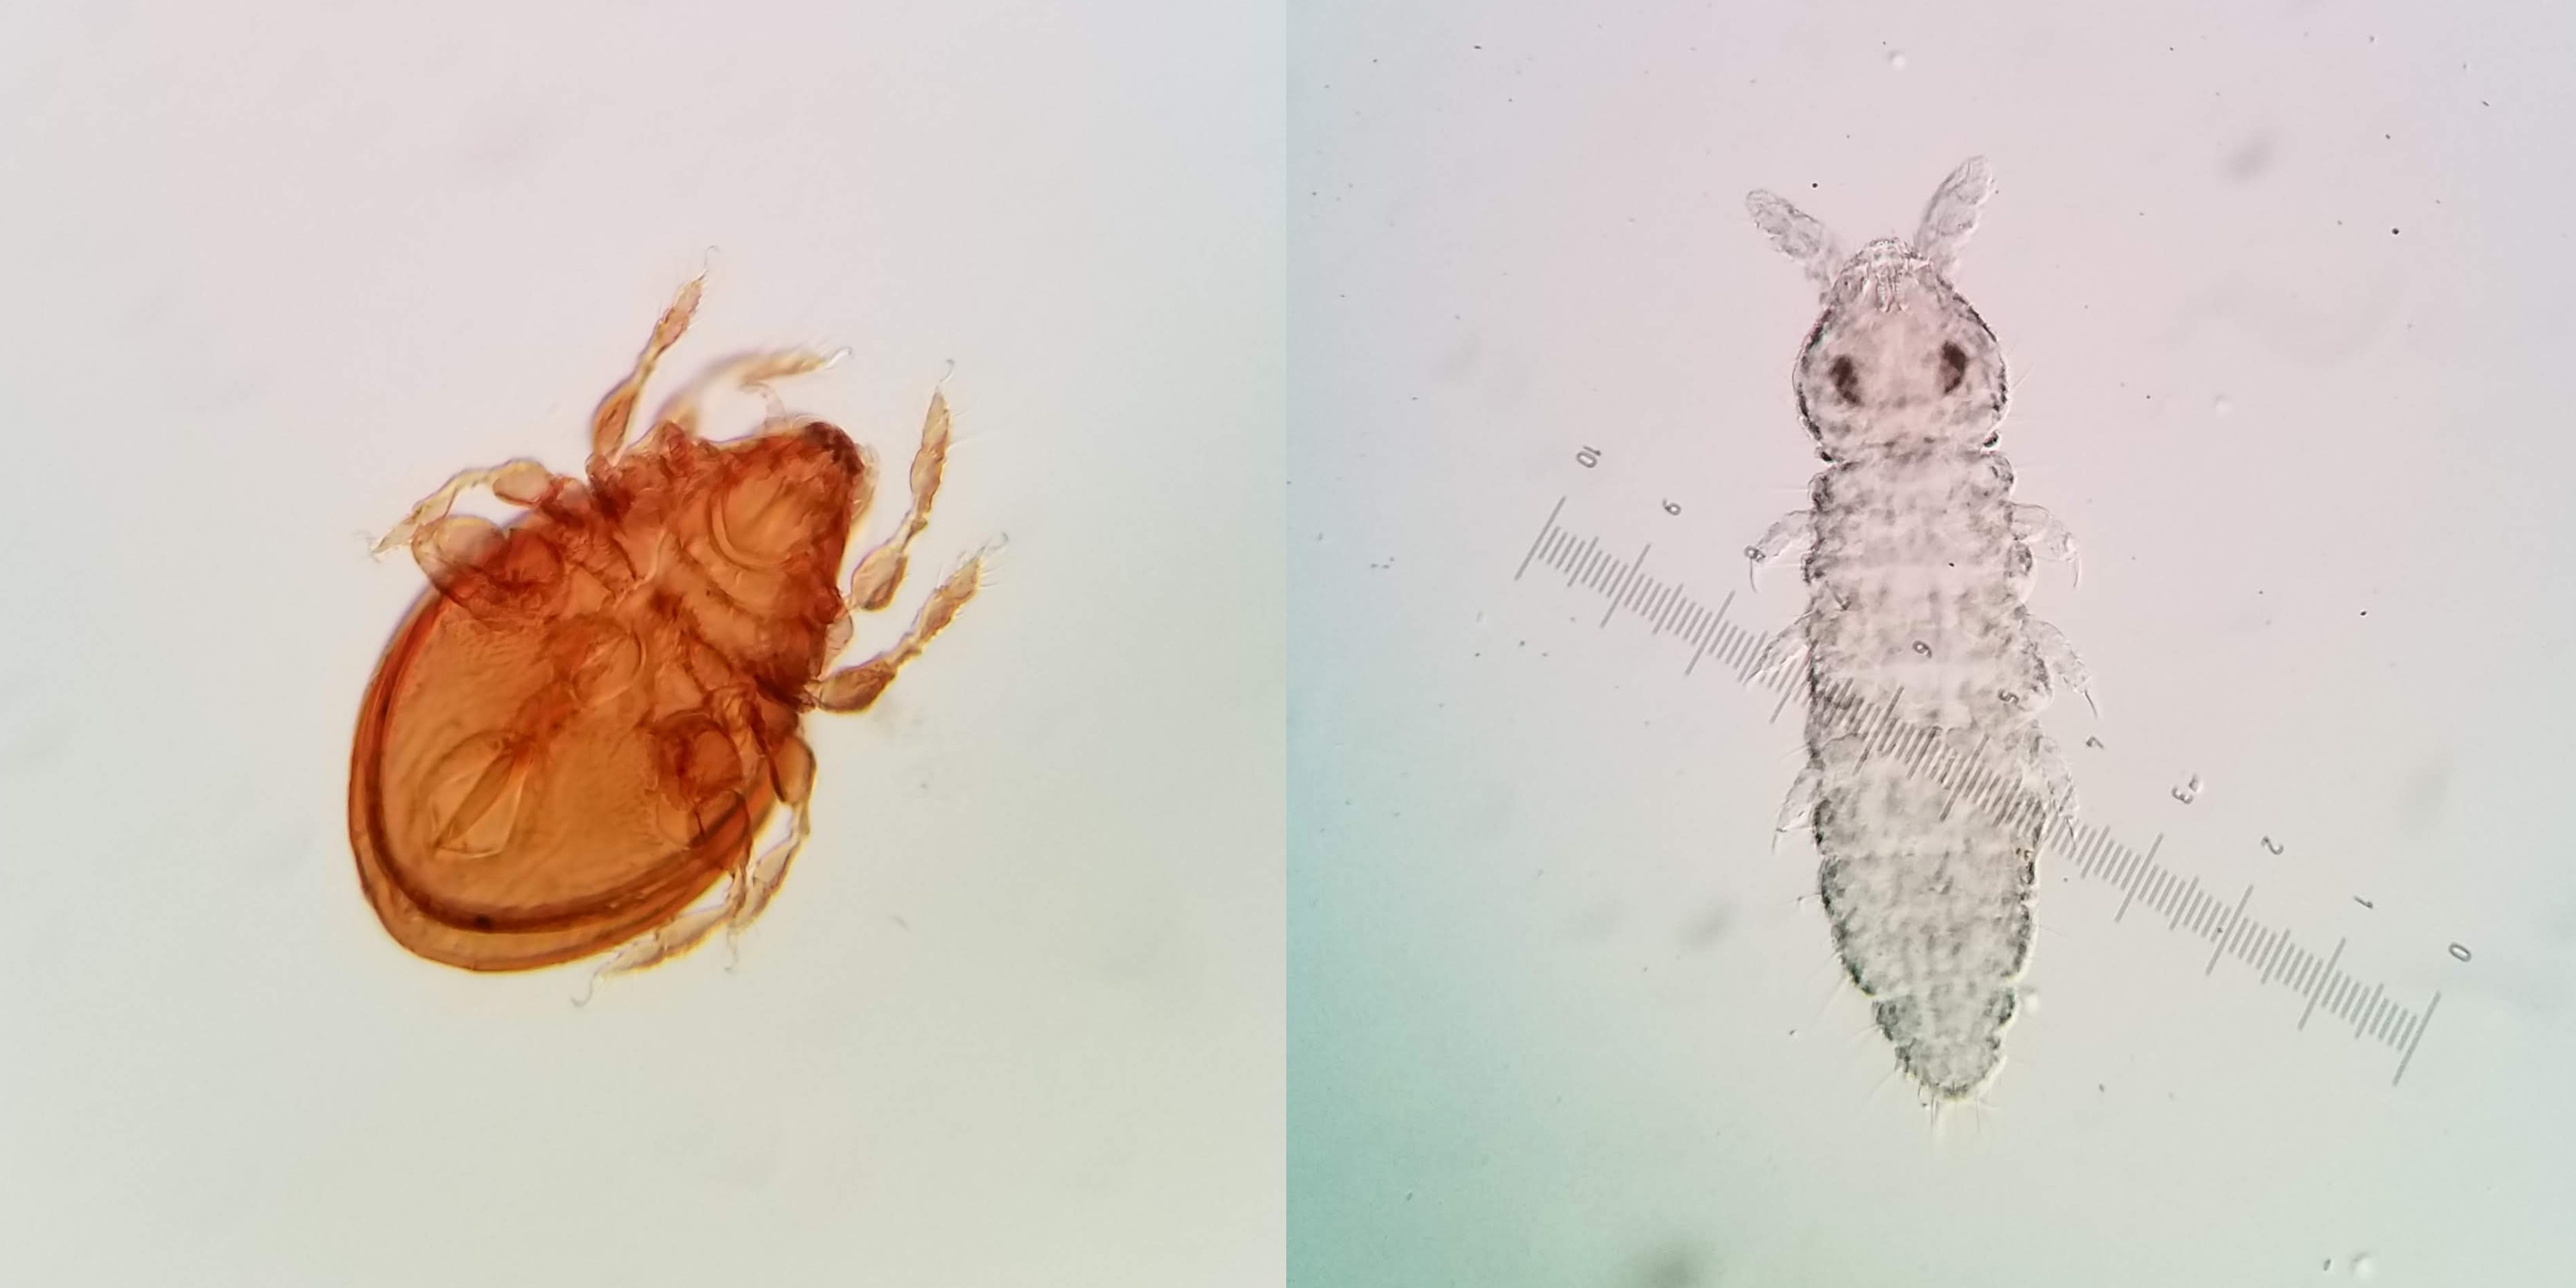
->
(349, 577, 776, 971)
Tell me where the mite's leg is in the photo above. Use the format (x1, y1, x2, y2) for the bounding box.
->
(573, 817, 756, 1003)
(588, 275, 704, 475)
(647, 348, 845, 442)
(2011, 503, 2081, 587)
(725, 733, 817, 963)
(813, 544, 993, 714)
(837, 387, 957, 621)
(577, 688, 787, 994)
(374, 462, 571, 617)
(811, 384, 989, 711)
(1747, 510, 1814, 590)
(2026, 619, 2097, 719)
(577, 890, 741, 999)
(371, 459, 559, 558)
(816, 465, 884, 667)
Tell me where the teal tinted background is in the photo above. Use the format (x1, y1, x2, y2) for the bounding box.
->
(1292, 1, 2576, 1283)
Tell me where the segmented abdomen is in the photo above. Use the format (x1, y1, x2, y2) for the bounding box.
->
(1803, 448, 2050, 1099)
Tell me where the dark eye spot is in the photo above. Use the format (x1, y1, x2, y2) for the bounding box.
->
(1828, 355, 1861, 404)
(1939, 342, 1968, 394)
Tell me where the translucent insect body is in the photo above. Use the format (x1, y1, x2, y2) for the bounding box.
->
(1746, 159, 2089, 1102)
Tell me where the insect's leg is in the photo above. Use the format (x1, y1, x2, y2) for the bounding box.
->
(1747, 511, 1815, 590)
(2025, 619, 2098, 719)
(840, 387, 957, 618)
(1747, 613, 1813, 686)
(812, 543, 995, 713)
(2011, 503, 2081, 587)
(1772, 762, 1822, 857)
(372, 459, 560, 557)
(2032, 731, 2081, 831)
(725, 733, 817, 962)
(588, 275, 704, 475)
(647, 348, 844, 441)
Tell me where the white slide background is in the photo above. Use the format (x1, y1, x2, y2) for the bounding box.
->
(0, 3, 1282, 1285)
(1291, 2, 2576, 1284)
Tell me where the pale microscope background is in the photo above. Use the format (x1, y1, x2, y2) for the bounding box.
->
(0, 3, 1282, 1285)
(1292, 1, 2575, 1284)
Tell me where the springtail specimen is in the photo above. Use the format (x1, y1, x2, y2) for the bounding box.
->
(1745, 158, 2091, 1102)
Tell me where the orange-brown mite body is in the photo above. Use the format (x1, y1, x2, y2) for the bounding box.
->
(349, 276, 988, 975)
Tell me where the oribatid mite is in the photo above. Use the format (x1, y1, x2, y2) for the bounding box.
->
(349, 275, 994, 986)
